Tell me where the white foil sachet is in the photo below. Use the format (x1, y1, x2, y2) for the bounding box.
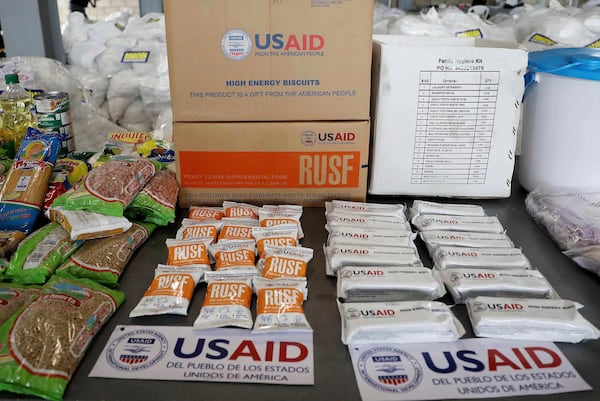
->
(440, 268, 557, 303)
(433, 246, 532, 270)
(326, 212, 411, 231)
(326, 200, 406, 219)
(338, 300, 465, 345)
(326, 225, 415, 248)
(324, 244, 422, 276)
(420, 230, 514, 255)
(409, 200, 486, 219)
(193, 275, 254, 329)
(252, 277, 311, 332)
(129, 265, 203, 317)
(466, 296, 600, 343)
(337, 265, 445, 302)
(412, 215, 504, 234)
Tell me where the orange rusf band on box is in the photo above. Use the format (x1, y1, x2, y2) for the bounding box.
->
(257, 288, 305, 314)
(203, 281, 252, 307)
(179, 151, 361, 188)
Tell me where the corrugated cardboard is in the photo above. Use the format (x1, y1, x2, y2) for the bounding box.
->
(174, 121, 370, 207)
(164, 0, 373, 122)
(369, 35, 528, 198)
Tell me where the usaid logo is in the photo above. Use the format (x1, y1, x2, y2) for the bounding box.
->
(358, 346, 423, 393)
(221, 29, 252, 60)
(106, 328, 169, 372)
(300, 131, 316, 146)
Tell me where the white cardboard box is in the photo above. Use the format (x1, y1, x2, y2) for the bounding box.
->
(369, 35, 528, 198)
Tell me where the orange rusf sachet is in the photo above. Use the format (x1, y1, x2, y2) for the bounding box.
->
(129, 265, 203, 317)
(223, 201, 260, 219)
(165, 238, 212, 270)
(188, 206, 224, 221)
(258, 207, 304, 239)
(252, 225, 299, 258)
(260, 244, 313, 279)
(253, 277, 311, 331)
(193, 275, 254, 329)
(176, 219, 223, 243)
(218, 218, 259, 242)
(208, 240, 257, 272)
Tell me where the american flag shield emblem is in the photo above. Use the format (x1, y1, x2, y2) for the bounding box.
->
(119, 354, 149, 365)
(378, 375, 409, 386)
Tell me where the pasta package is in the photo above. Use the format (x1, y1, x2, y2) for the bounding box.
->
(0, 129, 61, 233)
(51, 156, 160, 217)
(125, 169, 179, 226)
(0, 272, 125, 401)
(58, 222, 155, 285)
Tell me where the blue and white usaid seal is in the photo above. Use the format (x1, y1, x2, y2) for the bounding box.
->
(221, 29, 252, 60)
(106, 328, 168, 372)
(357, 345, 423, 393)
(300, 131, 316, 146)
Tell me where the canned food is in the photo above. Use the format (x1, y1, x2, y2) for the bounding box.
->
(35, 111, 71, 129)
(33, 91, 70, 114)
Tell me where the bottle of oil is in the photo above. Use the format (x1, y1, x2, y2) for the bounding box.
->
(0, 74, 35, 158)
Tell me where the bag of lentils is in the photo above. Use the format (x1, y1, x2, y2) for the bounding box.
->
(0, 271, 125, 401)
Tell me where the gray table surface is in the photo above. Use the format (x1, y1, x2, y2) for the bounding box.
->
(5, 181, 600, 401)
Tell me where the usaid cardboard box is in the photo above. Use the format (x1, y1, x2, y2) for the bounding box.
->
(174, 121, 370, 207)
(369, 35, 528, 198)
(164, 0, 373, 122)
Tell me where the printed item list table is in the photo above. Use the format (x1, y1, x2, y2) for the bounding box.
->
(412, 71, 499, 184)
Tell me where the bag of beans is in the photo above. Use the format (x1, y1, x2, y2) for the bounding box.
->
(57, 221, 155, 286)
(0, 271, 124, 401)
(6, 222, 83, 284)
(51, 156, 161, 217)
(124, 169, 178, 226)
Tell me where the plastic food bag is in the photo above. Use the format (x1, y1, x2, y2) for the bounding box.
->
(125, 169, 178, 226)
(52, 156, 160, 217)
(58, 221, 155, 285)
(525, 189, 600, 250)
(0, 130, 62, 233)
(0, 283, 41, 326)
(129, 265, 202, 317)
(0, 272, 124, 401)
(6, 222, 83, 284)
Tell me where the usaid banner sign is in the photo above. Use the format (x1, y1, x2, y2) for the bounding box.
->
(90, 325, 314, 385)
(348, 339, 591, 401)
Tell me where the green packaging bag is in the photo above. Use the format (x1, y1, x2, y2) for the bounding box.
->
(58, 221, 155, 285)
(125, 169, 178, 226)
(6, 222, 83, 284)
(0, 272, 125, 401)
